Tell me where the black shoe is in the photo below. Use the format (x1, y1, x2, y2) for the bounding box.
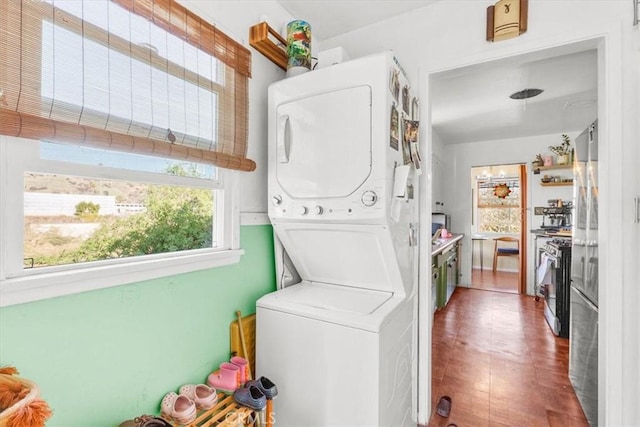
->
(246, 376, 278, 400)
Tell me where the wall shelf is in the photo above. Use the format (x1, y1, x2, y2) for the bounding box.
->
(533, 164, 573, 174)
(540, 181, 573, 187)
(249, 22, 287, 71)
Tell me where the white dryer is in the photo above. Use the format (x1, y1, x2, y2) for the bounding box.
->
(257, 52, 418, 426)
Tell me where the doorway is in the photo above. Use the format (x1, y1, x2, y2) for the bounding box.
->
(419, 37, 605, 426)
(470, 163, 526, 294)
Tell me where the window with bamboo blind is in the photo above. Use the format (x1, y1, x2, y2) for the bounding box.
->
(0, 0, 251, 307)
(0, 0, 254, 172)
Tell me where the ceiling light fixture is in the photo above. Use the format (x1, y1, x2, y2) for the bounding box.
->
(509, 88, 544, 100)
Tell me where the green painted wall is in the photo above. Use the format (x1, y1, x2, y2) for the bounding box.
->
(0, 225, 276, 426)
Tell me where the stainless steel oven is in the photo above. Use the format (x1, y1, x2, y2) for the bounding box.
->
(537, 238, 572, 338)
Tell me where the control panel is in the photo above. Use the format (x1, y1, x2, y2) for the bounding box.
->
(269, 186, 386, 221)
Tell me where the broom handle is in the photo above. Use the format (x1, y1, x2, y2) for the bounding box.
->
(236, 310, 252, 380)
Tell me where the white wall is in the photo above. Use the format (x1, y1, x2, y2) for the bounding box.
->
(178, 1, 295, 216)
(320, 1, 638, 425)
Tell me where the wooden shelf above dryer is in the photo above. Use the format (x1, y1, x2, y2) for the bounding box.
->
(249, 22, 287, 71)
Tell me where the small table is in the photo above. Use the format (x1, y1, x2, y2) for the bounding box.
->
(471, 235, 488, 271)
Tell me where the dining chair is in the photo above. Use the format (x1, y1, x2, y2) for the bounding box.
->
(492, 236, 520, 273)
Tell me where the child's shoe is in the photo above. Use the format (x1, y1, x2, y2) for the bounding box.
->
(160, 392, 196, 425)
(179, 384, 218, 410)
(207, 362, 239, 393)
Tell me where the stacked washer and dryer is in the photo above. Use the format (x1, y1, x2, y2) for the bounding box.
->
(256, 52, 419, 426)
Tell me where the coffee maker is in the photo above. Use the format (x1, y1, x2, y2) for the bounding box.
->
(541, 199, 572, 230)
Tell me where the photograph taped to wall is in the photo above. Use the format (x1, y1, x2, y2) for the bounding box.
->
(390, 106, 399, 150)
(401, 120, 411, 165)
(411, 142, 422, 174)
(404, 120, 419, 166)
(402, 85, 410, 115)
(390, 68, 400, 102)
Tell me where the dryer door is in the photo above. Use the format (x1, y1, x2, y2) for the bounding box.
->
(275, 85, 372, 199)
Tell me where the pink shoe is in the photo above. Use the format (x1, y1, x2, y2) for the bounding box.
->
(179, 384, 218, 410)
(230, 356, 249, 385)
(207, 362, 239, 393)
(161, 392, 196, 425)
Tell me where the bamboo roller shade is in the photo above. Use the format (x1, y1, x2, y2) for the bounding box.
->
(0, 0, 255, 172)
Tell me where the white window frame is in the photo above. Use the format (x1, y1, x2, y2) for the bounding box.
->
(474, 179, 521, 234)
(0, 136, 243, 307)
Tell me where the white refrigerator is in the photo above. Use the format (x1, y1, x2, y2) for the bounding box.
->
(257, 52, 419, 426)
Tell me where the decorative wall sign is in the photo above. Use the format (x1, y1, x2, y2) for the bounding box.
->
(486, 0, 528, 42)
(493, 183, 512, 198)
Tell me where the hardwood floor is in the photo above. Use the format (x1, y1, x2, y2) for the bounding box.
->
(470, 268, 519, 294)
(428, 287, 588, 426)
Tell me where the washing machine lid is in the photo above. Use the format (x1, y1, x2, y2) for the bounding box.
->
(257, 281, 403, 332)
(278, 281, 391, 314)
(272, 222, 406, 294)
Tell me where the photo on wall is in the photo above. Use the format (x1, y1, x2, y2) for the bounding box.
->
(403, 120, 419, 165)
(402, 85, 410, 115)
(389, 69, 400, 102)
(390, 106, 399, 150)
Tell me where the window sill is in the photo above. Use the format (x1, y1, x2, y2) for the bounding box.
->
(0, 249, 244, 307)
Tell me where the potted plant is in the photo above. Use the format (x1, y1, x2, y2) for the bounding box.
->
(549, 134, 572, 165)
(532, 153, 544, 167)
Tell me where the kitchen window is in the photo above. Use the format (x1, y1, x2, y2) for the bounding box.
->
(475, 177, 522, 234)
(0, 0, 253, 306)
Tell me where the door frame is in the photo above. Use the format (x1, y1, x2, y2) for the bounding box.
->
(519, 164, 528, 294)
(418, 32, 621, 426)
(468, 163, 527, 293)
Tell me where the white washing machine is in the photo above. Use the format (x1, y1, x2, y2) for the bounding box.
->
(257, 52, 418, 426)
(258, 283, 415, 426)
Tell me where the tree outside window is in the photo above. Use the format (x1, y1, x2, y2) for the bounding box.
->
(476, 178, 521, 233)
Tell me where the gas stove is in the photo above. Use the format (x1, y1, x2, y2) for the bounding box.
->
(548, 238, 572, 248)
(542, 238, 572, 257)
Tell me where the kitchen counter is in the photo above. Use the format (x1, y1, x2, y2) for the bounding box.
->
(431, 233, 464, 256)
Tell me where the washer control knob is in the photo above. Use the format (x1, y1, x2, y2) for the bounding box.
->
(361, 191, 378, 207)
(272, 195, 283, 206)
(315, 206, 324, 215)
(299, 206, 309, 215)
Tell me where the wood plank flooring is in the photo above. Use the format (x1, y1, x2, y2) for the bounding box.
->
(428, 287, 588, 426)
(471, 268, 519, 294)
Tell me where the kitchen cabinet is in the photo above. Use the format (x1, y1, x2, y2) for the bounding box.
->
(431, 262, 439, 313)
(432, 236, 462, 310)
(445, 246, 458, 299)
